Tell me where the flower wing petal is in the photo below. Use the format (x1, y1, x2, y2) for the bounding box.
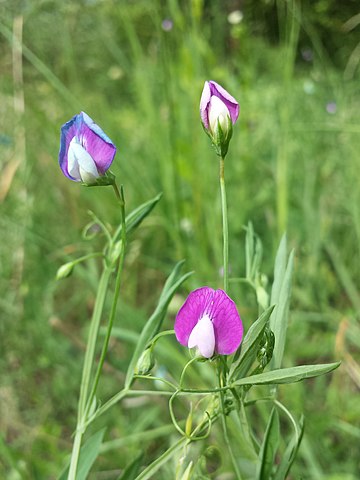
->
(59, 114, 79, 181)
(210, 289, 243, 355)
(199, 81, 211, 129)
(208, 80, 239, 125)
(174, 286, 215, 346)
(79, 112, 116, 174)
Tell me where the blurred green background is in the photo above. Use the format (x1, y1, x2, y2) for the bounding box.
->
(1, 0, 360, 478)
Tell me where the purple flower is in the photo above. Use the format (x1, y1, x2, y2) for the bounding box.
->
(326, 102, 337, 114)
(200, 81, 239, 157)
(174, 287, 243, 358)
(161, 18, 173, 31)
(59, 112, 116, 184)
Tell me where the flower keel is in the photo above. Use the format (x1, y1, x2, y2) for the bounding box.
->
(188, 314, 215, 358)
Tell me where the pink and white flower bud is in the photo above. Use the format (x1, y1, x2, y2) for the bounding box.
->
(200, 80, 239, 157)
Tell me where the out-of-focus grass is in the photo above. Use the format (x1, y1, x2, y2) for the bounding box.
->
(0, 0, 359, 478)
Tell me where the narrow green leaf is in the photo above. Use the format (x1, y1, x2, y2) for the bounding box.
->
(118, 452, 144, 480)
(273, 416, 305, 480)
(232, 362, 340, 387)
(114, 193, 162, 239)
(256, 407, 280, 480)
(58, 428, 106, 480)
(158, 259, 186, 304)
(229, 305, 275, 381)
(270, 237, 294, 369)
(124, 262, 192, 388)
(101, 424, 175, 453)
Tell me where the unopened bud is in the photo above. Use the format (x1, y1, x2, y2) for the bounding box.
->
(134, 347, 155, 375)
(56, 262, 74, 280)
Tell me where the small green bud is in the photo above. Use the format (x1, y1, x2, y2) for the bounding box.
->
(56, 262, 74, 280)
(256, 285, 269, 311)
(134, 347, 155, 375)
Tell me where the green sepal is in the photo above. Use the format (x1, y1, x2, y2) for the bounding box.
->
(82, 170, 116, 187)
(201, 117, 233, 158)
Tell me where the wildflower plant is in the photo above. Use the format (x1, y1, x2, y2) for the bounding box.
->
(56, 86, 339, 479)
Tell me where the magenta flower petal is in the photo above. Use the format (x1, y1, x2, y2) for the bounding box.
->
(200, 81, 212, 130)
(174, 286, 243, 357)
(208, 81, 239, 125)
(200, 80, 239, 131)
(78, 112, 116, 174)
(59, 112, 116, 182)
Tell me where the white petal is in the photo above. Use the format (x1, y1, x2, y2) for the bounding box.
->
(208, 96, 230, 134)
(188, 314, 215, 358)
(67, 137, 99, 183)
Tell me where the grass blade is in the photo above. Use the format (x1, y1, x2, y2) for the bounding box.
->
(270, 235, 294, 369)
(273, 416, 305, 480)
(256, 407, 280, 480)
(134, 437, 189, 480)
(58, 428, 106, 480)
(118, 452, 144, 480)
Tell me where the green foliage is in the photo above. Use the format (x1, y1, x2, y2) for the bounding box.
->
(232, 362, 340, 387)
(58, 428, 106, 480)
(125, 260, 192, 388)
(0, 0, 359, 478)
(256, 407, 280, 480)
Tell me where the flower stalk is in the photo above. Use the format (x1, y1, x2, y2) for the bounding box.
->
(217, 363, 243, 480)
(219, 156, 229, 292)
(68, 264, 112, 479)
(68, 183, 127, 479)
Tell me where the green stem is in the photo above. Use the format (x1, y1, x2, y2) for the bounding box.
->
(85, 183, 127, 416)
(219, 156, 229, 292)
(133, 375, 178, 391)
(72, 252, 103, 265)
(179, 356, 201, 388)
(68, 265, 112, 479)
(68, 182, 126, 479)
(217, 364, 242, 480)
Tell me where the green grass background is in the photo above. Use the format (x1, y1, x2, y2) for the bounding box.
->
(1, 0, 359, 478)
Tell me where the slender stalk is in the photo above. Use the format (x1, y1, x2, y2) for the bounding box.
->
(217, 364, 243, 480)
(68, 265, 112, 479)
(68, 183, 126, 478)
(219, 156, 229, 292)
(84, 184, 127, 415)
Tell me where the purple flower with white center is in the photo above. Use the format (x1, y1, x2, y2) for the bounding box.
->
(59, 112, 116, 185)
(174, 287, 243, 358)
(200, 81, 239, 157)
